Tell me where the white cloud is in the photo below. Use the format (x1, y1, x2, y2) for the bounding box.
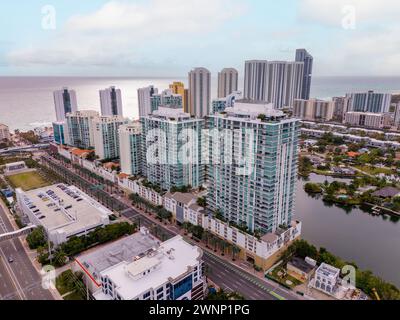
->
(297, 0, 400, 76)
(7, 0, 245, 70)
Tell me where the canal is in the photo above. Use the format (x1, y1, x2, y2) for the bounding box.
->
(294, 173, 400, 287)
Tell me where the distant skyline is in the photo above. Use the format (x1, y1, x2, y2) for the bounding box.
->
(1, 0, 400, 77)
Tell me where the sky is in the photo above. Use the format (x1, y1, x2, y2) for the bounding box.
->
(1, 0, 400, 77)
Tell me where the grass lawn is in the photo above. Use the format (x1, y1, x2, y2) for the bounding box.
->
(56, 270, 86, 300)
(268, 266, 302, 289)
(354, 165, 393, 176)
(56, 276, 71, 296)
(7, 171, 49, 191)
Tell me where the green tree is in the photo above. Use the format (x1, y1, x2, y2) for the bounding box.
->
(197, 197, 207, 208)
(304, 183, 322, 194)
(26, 226, 47, 249)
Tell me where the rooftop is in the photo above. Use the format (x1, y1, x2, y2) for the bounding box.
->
(288, 257, 315, 274)
(316, 263, 340, 279)
(165, 191, 197, 206)
(372, 186, 400, 198)
(96, 235, 202, 300)
(152, 107, 190, 117)
(261, 233, 278, 243)
(77, 231, 160, 284)
(71, 148, 92, 157)
(213, 100, 294, 123)
(18, 184, 111, 235)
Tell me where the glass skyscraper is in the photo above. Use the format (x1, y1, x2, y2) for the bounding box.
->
(345, 90, 391, 113)
(140, 107, 205, 191)
(295, 49, 313, 100)
(207, 100, 300, 235)
(93, 116, 129, 160)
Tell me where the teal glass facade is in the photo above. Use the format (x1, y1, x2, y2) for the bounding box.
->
(207, 115, 300, 235)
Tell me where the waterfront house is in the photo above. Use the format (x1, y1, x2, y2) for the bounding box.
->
(372, 186, 400, 198)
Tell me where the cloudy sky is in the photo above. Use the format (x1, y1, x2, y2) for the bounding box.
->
(1, 0, 400, 77)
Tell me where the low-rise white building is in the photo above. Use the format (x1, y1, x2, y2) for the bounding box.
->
(312, 263, 340, 296)
(93, 235, 205, 300)
(119, 177, 164, 206)
(4, 161, 27, 174)
(16, 184, 111, 246)
(164, 192, 204, 224)
(301, 128, 400, 149)
(164, 191, 302, 270)
(57, 145, 120, 184)
(74, 227, 160, 293)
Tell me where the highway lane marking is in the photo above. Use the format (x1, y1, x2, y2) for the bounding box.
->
(0, 208, 33, 300)
(0, 246, 25, 300)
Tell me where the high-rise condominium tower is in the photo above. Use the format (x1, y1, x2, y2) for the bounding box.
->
(188, 67, 211, 118)
(119, 122, 142, 176)
(169, 81, 187, 111)
(218, 68, 239, 98)
(207, 100, 300, 234)
(293, 99, 334, 122)
(151, 89, 183, 112)
(93, 115, 129, 160)
(138, 85, 159, 118)
(244, 60, 304, 109)
(53, 88, 78, 121)
(65, 110, 99, 149)
(345, 90, 392, 113)
(295, 49, 313, 100)
(99, 86, 123, 116)
(140, 107, 205, 191)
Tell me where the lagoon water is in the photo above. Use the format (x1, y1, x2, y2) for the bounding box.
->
(294, 174, 400, 287)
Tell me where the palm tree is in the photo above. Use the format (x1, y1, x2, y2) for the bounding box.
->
(231, 245, 240, 261)
(182, 222, 191, 235)
(210, 236, 218, 252)
(202, 231, 211, 248)
(220, 240, 227, 256)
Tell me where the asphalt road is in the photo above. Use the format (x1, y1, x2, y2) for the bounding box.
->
(41, 155, 302, 301)
(0, 205, 54, 300)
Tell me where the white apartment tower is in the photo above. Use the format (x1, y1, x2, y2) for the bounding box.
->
(140, 107, 205, 191)
(218, 68, 239, 98)
(65, 110, 99, 149)
(119, 122, 142, 176)
(188, 67, 211, 118)
(207, 100, 300, 234)
(53, 88, 78, 121)
(93, 115, 129, 160)
(99, 86, 123, 116)
(244, 60, 304, 109)
(138, 86, 159, 118)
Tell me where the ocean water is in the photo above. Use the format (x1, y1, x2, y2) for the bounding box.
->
(1, 76, 400, 131)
